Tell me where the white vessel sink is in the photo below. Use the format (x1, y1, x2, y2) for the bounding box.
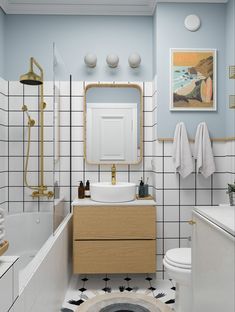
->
(90, 182, 136, 203)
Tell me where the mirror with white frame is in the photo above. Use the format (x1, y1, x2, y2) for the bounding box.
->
(84, 83, 143, 164)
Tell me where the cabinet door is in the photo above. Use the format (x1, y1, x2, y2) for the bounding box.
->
(73, 206, 156, 240)
(192, 212, 235, 312)
(73, 240, 156, 274)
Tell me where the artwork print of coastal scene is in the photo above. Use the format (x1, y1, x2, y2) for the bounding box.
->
(170, 49, 216, 110)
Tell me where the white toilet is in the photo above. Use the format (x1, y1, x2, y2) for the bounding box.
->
(163, 248, 192, 312)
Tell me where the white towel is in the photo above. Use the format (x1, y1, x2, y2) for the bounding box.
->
(194, 122, 215, 178)
(172, 122, 194, 178)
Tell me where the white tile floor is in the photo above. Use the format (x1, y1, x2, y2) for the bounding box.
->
(61, 274, 175, 311)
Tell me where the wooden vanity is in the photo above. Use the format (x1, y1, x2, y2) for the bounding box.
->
(72, 199, 156, 274)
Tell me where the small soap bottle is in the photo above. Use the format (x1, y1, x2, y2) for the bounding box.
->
(138, 178, 145, 198)
(78, 181, 85, 199)
(144, 177, 149, 197)
(85, 180, 90, 198)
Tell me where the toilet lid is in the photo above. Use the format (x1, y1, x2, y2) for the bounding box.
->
(165, 248, 191, 269)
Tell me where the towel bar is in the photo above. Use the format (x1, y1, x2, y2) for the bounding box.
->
(158, 137, 235, 143)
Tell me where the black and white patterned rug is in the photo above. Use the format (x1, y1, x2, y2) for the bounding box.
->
(62, 274, 175, 312)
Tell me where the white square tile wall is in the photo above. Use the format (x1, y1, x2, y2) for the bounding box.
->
(0, 75, 235, 278)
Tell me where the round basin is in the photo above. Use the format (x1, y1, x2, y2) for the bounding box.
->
(90, 182, 136, 203)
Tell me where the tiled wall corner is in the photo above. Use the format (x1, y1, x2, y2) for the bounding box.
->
(0, 77, 8, 213)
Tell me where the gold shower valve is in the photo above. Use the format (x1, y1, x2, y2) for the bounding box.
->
(43, 102, 46, 109)
(188, 220, 196, 225)
(31, 189, 54, 199)
(47, 191, 54, 199)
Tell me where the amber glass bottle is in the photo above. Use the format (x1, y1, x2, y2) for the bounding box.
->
(85, 180, 90, 198)
(78, 181, 85, 199)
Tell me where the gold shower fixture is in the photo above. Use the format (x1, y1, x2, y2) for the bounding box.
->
(20, 57, 54, 199)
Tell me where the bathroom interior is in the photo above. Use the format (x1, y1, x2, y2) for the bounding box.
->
(0, 0, 234, 311)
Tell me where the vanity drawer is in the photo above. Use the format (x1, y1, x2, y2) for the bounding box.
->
(73, 240, 156, 273)
(73, 205, 156, 240)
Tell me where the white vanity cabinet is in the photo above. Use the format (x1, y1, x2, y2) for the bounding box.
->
(192, 206, 235, 312)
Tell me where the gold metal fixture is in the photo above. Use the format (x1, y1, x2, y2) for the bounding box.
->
(229, 95, 235, 109)
(20, 58, 43, 85)
(0, 240, 9, 256)
(20, 57, 53, 199)
(188, 220, 196, 225)
(229, 65, 235, 79)
(111, 164, 116, 185)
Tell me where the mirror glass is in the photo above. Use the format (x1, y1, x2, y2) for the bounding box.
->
(85, 84, 143, 164)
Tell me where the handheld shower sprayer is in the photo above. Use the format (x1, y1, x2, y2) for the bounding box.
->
(22, 105, 35, 127)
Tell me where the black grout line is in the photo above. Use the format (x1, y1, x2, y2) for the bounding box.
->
(195, 162, 197, 207)
(142, 82, 145, 181)
(178, 173, 181, 248)
(23, 84, 25, 212)
(211, 142, 214, 206)
(162, 141, 165, 279)
(7, 81, 9, 213)
(70, 75, 73, 210)
(37, 85, 40, 212)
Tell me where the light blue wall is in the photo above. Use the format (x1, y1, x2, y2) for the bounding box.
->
(155, 3, 227, 139)
(5, 15, 153, 81)
(152, 7, 157, 76)
(226, 0, 235, 137)
(0, 8, 5, 78)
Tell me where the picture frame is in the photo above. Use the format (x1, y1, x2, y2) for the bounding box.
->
(229, 65, 235, 79)
(170, 49, 217, 111)
(229, 95, 235, 109)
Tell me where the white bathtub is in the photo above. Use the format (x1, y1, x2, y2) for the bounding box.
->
(3, 210, 72, 312)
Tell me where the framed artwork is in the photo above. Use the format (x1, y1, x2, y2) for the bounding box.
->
(229, 65, 235, 79)
(170, 49, 217, 111)
(229, 95, 235, 109)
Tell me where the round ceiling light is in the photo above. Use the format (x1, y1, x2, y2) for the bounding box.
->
(184, 14, 201, 32)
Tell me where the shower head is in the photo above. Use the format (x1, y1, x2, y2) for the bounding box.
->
(20, 70, 43, 85)
(19, 57, 43, 85)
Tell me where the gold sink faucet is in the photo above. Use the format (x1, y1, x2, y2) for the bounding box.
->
(111, 164, 116, 185)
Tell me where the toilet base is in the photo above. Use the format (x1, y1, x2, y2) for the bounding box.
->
(174, 282, 192, 312)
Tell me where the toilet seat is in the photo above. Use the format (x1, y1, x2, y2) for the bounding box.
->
(165, 248, 191, 269)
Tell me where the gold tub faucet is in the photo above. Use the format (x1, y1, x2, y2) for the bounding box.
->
(111, 164, 116, 185)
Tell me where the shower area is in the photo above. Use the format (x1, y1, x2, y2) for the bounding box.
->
(0, 44, 73, 311)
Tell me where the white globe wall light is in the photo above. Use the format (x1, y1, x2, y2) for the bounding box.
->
(84, 53, 97, 68)
(106, 54, 119, 68)
(128, 53, 141, 68)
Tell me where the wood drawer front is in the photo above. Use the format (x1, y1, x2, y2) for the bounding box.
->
(73, 240, 156, 274)
(73, 206, 156, 240)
